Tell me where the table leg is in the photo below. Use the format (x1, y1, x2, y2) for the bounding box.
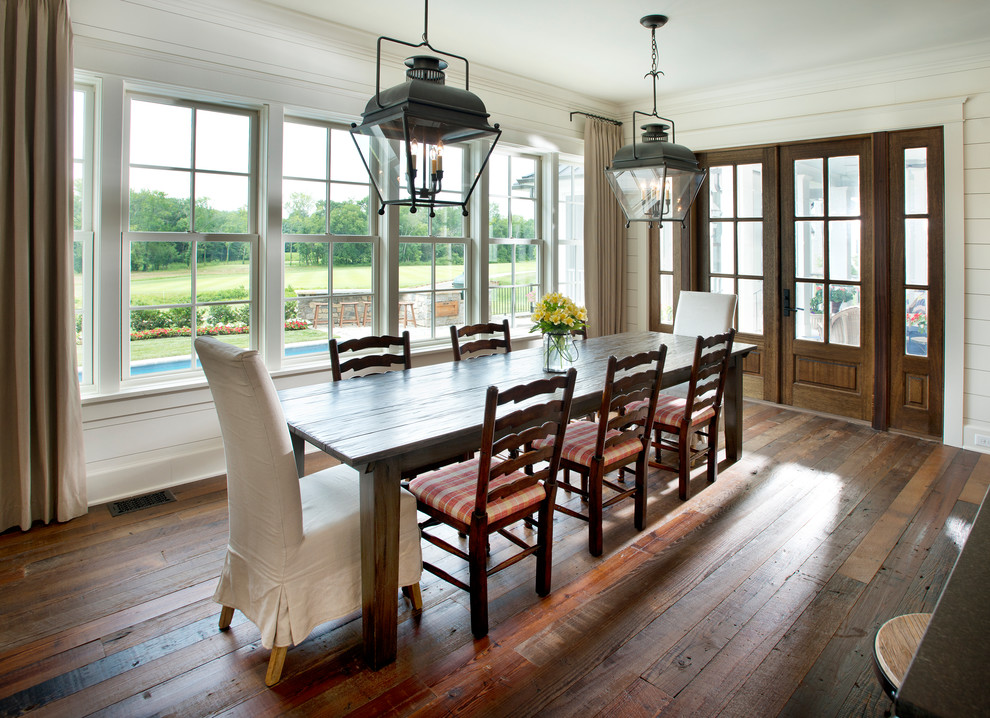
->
(723, 355, 743, 462)
(359, 459, 401, 669)
(290, 433, 305, 478)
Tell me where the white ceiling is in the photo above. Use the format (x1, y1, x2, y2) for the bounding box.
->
(260, 0, 990, 106)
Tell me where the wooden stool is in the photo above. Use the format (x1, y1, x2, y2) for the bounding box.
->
(873, 612, 931, 700)
(339, 301, 363, 327)
(312, 301, 330, 330)
(399, 301, 417, 328)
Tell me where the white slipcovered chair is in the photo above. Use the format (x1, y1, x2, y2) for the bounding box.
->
(672, 290, 738, 337)
(195, 337, 423, 686)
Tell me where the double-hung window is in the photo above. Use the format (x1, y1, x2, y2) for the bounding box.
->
(73, 84, 96, 387)
(124, 96, 258, 378)
(281, 120, 375, 358)
(488, 151, 541, 329)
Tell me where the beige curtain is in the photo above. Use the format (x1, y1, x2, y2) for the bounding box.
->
(583, 118, 625, 337)
(1, 0, 87, 531)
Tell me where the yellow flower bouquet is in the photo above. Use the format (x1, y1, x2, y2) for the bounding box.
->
(529, 292, 587, 372)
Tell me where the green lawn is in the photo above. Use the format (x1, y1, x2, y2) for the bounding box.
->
(77, 260, 543, 364)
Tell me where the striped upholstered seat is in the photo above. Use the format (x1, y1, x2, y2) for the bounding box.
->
(408, 458, 546, 526)
(538, 420, 644, 469)
(626, 394, 716, 428)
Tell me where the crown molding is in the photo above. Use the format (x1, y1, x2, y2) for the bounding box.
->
(619, 38, 990, 118)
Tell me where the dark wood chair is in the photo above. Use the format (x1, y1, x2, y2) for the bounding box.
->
(406, 369, 576, 638)
(541, 346, 666, 556)
(329, 331, 411, 381)
(450, 319, 512, 361)
(645, 329, 735, 500)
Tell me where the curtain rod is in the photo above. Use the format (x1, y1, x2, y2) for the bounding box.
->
(569, 111, 622, 126)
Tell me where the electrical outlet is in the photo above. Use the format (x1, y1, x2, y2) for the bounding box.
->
(976, 434, 990, 448)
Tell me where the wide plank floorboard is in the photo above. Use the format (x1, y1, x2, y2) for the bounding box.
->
(1, 402, 985, 718)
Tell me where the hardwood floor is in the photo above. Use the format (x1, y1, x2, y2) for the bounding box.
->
(2, 402, 987, 717)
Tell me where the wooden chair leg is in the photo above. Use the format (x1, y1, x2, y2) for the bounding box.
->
(402, 583, 424, 611)
(706, 420, 719, 484)
(535, 490, 555, 596)
(588, 463, 604, 557)
(218, 606, 234, 630)
(633, 453, 647, 531)
(678, 425, 691, 501)
(265, 646, 288, 686)
(468, 522, 489, 638)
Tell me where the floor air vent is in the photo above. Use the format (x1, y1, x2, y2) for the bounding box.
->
(108, 489, 177, 516)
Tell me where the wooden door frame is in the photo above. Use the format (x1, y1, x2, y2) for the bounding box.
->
(657, 130, 944, 434)
(694, 146, 781, 403)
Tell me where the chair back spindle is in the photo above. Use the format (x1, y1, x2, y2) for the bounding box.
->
(329, 331, 412, 381)
(450, 319, 512, 361)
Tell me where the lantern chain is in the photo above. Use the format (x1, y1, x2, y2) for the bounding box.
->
(645, 25, 665, 118)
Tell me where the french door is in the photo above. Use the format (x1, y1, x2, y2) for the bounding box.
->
(684, 129, 943, 434)
(780, 138, 875, 420)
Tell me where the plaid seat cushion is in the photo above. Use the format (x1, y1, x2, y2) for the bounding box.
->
(536, 420, 643, 468)
(407, 457, 546, 525)
(626, 395, 715, 428)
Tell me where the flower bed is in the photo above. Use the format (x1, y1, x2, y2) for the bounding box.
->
(131, 321, 309, 341)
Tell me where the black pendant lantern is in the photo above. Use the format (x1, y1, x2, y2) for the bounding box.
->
(350, 1, 501, 217)
(604, 15, 707, 228)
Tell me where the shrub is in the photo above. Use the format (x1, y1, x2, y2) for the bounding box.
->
(130, 308, 171, 331)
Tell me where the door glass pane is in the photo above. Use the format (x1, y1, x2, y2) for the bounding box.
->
(659, 223, 673, 272)
(660, 274, 674, 324)
(905, 218, 929, 285)
(795, 221, 824, 279)
(906, 289, 928, 357)
(828, 156, 860, 217)
(710, 222, 734, 274)
(828, 284, 860, 346)
(828, 220, 861, 281)
(796, 281, 824, 342)
(709, 165, 734, 218)
(905, 147, 928, 214)
(710, 276, 734, 296)
(737, 163, 762, 218)
(794, 159, 823, 217)
(738, 279, 763, 335)
(738, 222, 763, 276)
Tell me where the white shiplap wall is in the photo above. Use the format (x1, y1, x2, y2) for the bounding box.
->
(964, 92, 990, 448)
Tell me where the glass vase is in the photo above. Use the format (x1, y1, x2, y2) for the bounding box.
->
(543, 331, 578, 373)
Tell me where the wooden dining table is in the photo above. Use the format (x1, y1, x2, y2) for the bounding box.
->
(278, 330, 754, 669)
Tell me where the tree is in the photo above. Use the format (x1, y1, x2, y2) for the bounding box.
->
(128, 189, 189, 232)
